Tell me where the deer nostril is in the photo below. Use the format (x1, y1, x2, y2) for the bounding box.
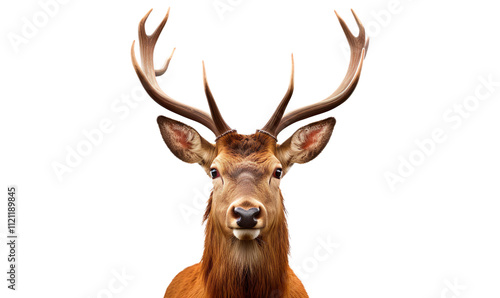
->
(234, 207, 260, 229)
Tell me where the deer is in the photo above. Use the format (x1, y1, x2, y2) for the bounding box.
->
(131, 7, 368, 298)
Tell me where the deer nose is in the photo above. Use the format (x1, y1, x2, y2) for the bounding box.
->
(234, 207, 260, 229)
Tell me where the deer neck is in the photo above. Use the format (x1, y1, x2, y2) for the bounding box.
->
(200, 193, 290, 297)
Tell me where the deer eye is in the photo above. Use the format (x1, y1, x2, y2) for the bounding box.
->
(273, 168, 283, 179)
(210, 168, 220, 179)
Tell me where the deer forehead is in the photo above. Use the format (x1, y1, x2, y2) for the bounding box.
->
(213, 133, 280, 173)
(217, 133, 276, 154)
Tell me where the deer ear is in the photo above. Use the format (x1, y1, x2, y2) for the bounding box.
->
(277, 117, 335, 170)
(157, 116, 216, 168)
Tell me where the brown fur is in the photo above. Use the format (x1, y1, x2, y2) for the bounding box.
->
(165, 190, 307, 298)
(160, 118, 335, 297)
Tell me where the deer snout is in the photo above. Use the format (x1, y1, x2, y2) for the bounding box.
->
(234, 207, 259, 228)
(226, 199, 267, 240)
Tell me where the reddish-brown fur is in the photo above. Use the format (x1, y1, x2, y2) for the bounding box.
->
(163, 132, 309, 297)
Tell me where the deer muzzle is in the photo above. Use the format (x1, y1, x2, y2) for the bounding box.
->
(226, 199, 267, 240)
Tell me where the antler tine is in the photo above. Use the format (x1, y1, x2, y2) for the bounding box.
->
(136, 8, 169, 81)
(260, 54, 295, 136)
(131, 9, 231, 137)
(202, 61, 232, 135)
(331, 9, 368, 93)
(156, 47, 175, 76)
(262, 10, 368, 137)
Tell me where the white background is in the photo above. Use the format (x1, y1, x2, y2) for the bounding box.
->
(1, 0, 500, 297)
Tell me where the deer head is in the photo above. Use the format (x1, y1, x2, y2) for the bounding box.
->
(131, 8, 368, 296)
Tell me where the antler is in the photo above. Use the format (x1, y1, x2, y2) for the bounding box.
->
(261, 9, 369, 138)
(131, 8, 232, 137)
